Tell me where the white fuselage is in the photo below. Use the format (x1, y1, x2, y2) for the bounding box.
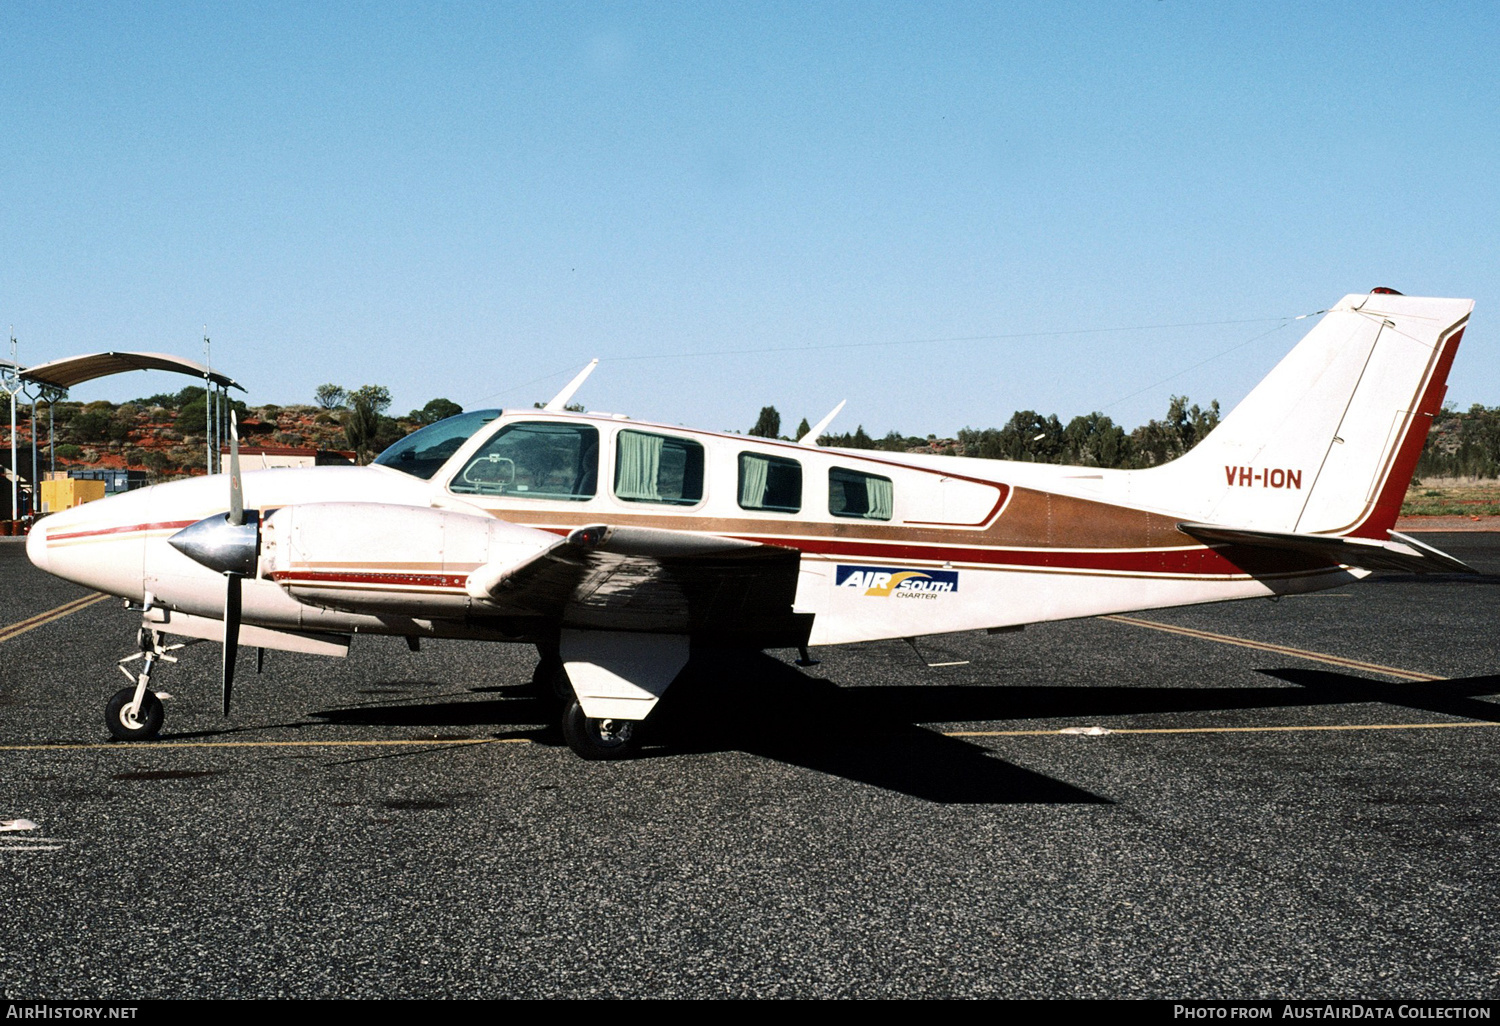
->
(26, 412, 1359, 649)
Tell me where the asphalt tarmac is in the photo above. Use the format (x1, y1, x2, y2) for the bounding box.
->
(2, 534, 1498, 999)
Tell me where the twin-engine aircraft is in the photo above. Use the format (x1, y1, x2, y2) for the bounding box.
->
(26, 291, 1476, 759)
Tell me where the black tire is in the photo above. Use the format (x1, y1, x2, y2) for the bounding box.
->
(105, 687, 164, 742)
(560, 700, 641, 761)
(532, 652, 573, 703)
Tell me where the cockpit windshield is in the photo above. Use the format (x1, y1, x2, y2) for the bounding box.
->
(372, 409, 501, 480)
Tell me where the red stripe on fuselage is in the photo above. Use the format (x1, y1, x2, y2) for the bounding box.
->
(270, 570, 471, 589)
(519, 525, 1328, 576)
(46, 519, 201, 542)
(731, 535, 1327, 575)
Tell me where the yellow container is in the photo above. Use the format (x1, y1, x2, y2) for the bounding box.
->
(40, 478, 107, 513)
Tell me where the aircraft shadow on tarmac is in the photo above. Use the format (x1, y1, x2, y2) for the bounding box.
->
(1257, 668, 1500, 722)
(290, 652, 1500, 805)
(305, 660, 1110, 806)
(1365, 572, 1500, 586)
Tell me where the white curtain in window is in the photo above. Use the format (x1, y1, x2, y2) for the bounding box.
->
(866, 476, 893, 520)
(739, 455, 769, 508)
(616, 431, 663, 501)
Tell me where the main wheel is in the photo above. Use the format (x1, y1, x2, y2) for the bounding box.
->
(105, 687, 164, 741)
(532, 652, 573, 702)
(561, 700, 641, 761)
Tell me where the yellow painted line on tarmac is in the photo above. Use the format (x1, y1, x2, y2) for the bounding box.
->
(946, 720, 1500, 737)
(0, 593, 111, 645)
(1101, 614, 1443, 682)
(0, 738, 531, 752)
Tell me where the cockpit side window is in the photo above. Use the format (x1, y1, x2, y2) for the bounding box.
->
(829, 467, 894, 521)
(449, 422, 599, 500)
(373, 409, 500, 480)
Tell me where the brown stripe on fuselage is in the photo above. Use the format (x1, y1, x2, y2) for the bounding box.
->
(470, 485, 1187, 552)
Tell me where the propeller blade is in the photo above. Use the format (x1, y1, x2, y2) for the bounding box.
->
(256, 647, 264, 675)
(223, 573, 242, 716)
(228, 412, 244, 527)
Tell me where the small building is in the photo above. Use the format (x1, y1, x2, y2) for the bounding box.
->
(219, 445, 357, 469)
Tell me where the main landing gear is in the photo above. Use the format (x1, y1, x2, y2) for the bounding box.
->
(107, 625, 181, 742)
(534, 643, 643, 761)
(560, 699, 639, 761)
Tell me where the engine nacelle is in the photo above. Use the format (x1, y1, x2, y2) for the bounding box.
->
(261, 502, 558, 616)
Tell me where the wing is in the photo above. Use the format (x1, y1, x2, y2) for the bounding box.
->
(469, 524, 813, 648)
(1177, 522, 1477, 575)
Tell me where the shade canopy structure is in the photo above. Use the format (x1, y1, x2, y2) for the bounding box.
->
(20, 351, 244, 392)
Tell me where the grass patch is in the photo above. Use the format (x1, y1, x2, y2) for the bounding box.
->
(1402, 477, 1500, 516)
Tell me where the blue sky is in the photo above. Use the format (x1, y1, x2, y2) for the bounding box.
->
(3, 2, 1496, 437)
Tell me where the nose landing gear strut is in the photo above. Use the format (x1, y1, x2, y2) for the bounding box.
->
(107, 617, 181, 742)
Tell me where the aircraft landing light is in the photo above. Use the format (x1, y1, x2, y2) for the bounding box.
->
(0, 593, 109, 645)
(1100, 614, 1441, 682)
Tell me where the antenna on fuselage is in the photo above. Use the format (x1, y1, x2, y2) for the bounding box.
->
(544, 359, 599, 411)
(799, 399, 846, 445)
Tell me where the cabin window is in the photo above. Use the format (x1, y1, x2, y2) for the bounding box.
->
(738, 452, 802, 513)
(373, 409, 500, 480)
(829, 467, 893, 521)
(614, 430, 704, 506)
(449, 422, 598, 500)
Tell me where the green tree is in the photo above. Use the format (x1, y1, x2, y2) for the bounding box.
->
(749, 406, 781, 438)
(315, 384, 348, 410)
(1417, 404, 1500, 478)
(66, 409, 114, 444)
(178, 397, 208, 431)
(348, 385, 392, 415)
(795, 417, 811, 440)
(343, 384, 393, 463)
(820, 425, 877, 449)
(412, 397, 463, 425)
(958, 411, 1065, 462)
(1062, 412, 1129, 468)
(1127, 395, 1220, 467)
(344, 400, 380, 464)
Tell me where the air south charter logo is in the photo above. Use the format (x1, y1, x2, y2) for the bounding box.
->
(837, 565, 959, 599)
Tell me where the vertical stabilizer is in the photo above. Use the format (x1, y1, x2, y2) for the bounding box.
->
(1138, 292, 1471, 537)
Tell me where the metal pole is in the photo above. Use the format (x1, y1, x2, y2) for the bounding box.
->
(204, 329, 213, 475)
(8, 391, 15, 523)
(27, 387, 37, 517)
(8, 329, 17, 523)
(7, 388, 15, 523)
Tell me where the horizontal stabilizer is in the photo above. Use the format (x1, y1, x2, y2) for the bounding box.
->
(1178, 522, 1477, 575)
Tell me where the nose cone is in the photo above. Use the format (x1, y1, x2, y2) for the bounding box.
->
(25, 518, 48, 572)
(25, 488, 153, 598)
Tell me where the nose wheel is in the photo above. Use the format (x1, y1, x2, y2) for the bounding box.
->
(108, 621, 180, 742)
(106, 687, 164, 741)
(561, 700, 642, 760)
